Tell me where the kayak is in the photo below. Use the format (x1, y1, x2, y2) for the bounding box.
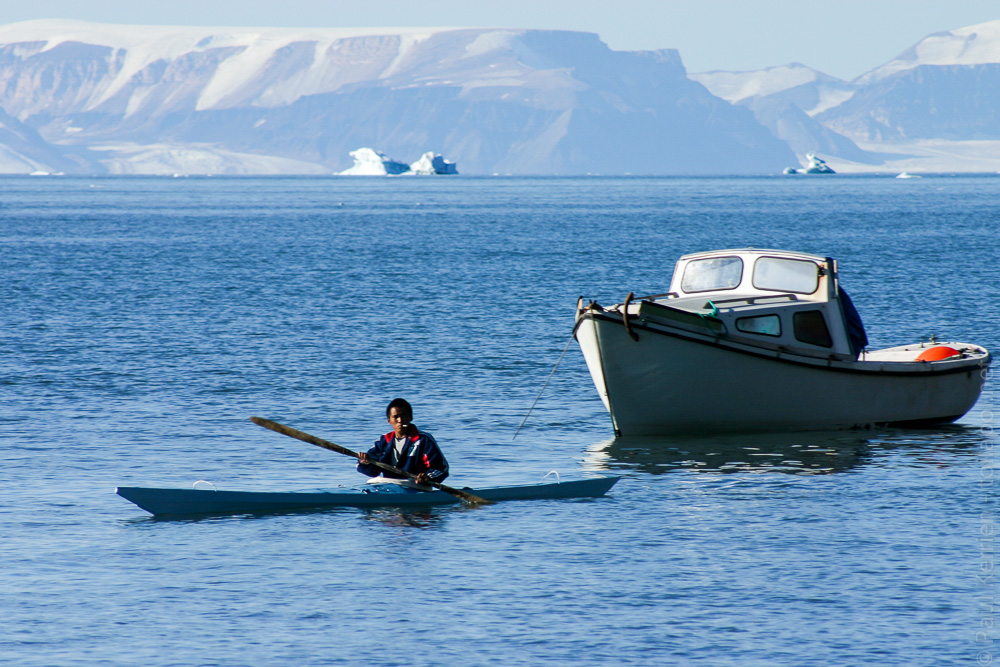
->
(116, 476, 620, 517)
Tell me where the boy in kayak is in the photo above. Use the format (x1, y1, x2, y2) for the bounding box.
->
(357, 398, 449, 486)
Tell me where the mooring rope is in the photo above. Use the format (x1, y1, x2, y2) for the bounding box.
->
(512, 334, 576, 440)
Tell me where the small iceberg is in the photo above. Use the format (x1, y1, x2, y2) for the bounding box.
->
(406, 152, 458, 175)
(803, 154, 835, 174)
(338, 148, 458, 175)
(895, 171, 921, 179)
(783, 153, 836, 175)
(338, 148, 409, 175)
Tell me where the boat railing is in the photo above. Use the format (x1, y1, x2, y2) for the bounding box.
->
(706, 293, 799, 306)
(630, 292, 802, 307)
(633, 291, 678, 301)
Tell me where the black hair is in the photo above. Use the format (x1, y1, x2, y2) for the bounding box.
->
(386, 398, 413, 420)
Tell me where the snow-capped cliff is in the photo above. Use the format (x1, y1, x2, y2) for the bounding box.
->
(0, 20, 793, 174)
(856, 19, 1000, 84)
(691, 19, 1000, 172)
(817, 20, 1000, 146)
(6, 18, 998, 175)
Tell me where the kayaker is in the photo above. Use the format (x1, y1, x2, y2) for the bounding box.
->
(357, 398, 449, 486)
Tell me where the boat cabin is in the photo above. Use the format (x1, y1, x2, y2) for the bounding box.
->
(647, 249, 867, 361)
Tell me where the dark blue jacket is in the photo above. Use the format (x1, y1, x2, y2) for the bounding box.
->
(357, 425, 449, 483)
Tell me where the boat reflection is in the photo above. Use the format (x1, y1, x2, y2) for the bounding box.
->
(584, 430, 874, 475)
(585, 424, 993, 475)
(359, 507, 449, 528)
(131, 504, 457, 526)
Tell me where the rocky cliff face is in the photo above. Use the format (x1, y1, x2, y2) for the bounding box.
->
(816, 64, 1000, 142)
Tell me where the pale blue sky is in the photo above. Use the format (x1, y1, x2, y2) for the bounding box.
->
(3, 0, 997, 80)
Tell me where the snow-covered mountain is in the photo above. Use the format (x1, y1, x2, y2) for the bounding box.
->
(691, 63, 853, 115)
(691, 64, 872, 164)
(0, 20, 793, 175)
(6, 18, 1000, 175)
(856, 20, 1000, 84)
(694, 19, 1000, 172)
(817, 20, 1000, 144)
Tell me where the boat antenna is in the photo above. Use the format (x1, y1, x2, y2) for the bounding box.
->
(513, 334, 575, 440)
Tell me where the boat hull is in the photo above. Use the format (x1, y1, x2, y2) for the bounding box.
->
(576, 312, 990, 435)
(116, 477, 620, 516)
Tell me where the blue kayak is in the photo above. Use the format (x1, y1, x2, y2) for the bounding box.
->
(116, 477, 620, 516)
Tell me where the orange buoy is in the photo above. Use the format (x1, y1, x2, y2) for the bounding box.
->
(916, 345, 960, 362)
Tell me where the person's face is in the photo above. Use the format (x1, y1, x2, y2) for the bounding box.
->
(387, 407, 412, 439)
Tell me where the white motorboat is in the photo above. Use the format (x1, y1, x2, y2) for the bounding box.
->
(574, 248, 991, 435)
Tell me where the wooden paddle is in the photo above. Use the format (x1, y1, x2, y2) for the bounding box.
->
(250, 417, 492, 505)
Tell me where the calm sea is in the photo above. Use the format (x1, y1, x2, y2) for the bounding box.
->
(1, 174, 998, 666)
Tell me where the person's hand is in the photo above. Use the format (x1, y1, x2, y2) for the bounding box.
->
(358, 453, 369, 464)
(415, 472, 431, 486)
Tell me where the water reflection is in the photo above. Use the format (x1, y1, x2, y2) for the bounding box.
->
(125, 505, 457, 526)
(585, 431, 871, 475)
(127, 506, 360, 524)
(866, 424, 988, 468)
(359, 508, 450, 529)
(584, 425, 991, 475)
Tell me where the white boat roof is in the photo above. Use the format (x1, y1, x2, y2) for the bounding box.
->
(678, 248, 829, 263)
(667, 248, 837, 303)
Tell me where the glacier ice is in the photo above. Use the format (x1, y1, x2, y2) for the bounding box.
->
(406, 152, 458, 175)
(783, 153, 836, 174)
(803, 153, 835, 173)
(337, 148, 458, 175)
(337, 148, 410, 175)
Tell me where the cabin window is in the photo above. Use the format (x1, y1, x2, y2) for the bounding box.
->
(680, 256, 743, 293)
(752, 257, 820, 294)
(736, 314, 781, 337)
(793, 310, 833, 347)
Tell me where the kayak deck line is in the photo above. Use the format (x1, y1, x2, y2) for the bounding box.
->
(116, 477, 621, 517)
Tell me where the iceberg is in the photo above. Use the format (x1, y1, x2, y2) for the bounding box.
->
(803, 154, 835, 173)
(337, 148, 409, 175)
(406, 152, 458, 175)
(337, 148, 458, 175)
(783, 153, 836, 175)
